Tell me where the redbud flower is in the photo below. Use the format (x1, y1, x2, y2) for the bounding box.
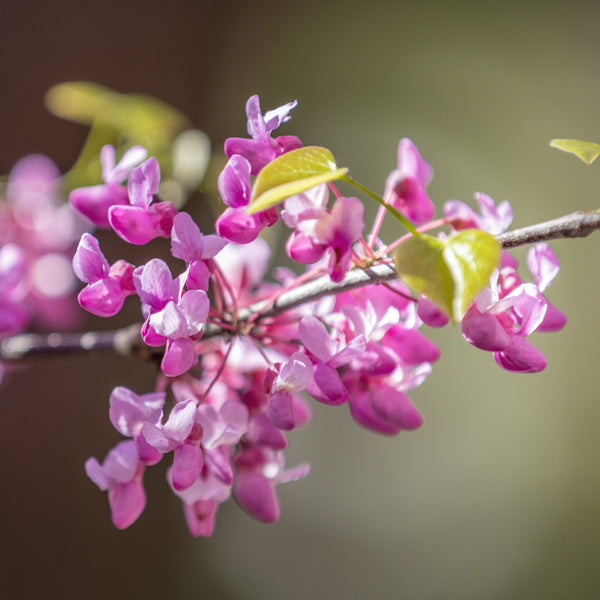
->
(85, 440, 146, 529)
(299, 315, 366, 405)
(265, 352, 313, 430)
(171, 212, 227, 290)
(108, 157, 178, 245)
(224, 95, 302, 175)
(72, 233, 136, 317)
(69, 145, 147, 228)
(215, 154, 278, 243)
(461, 244, 565, 373)
(444, 191, 513, 234)
(383, 138, 434, 223)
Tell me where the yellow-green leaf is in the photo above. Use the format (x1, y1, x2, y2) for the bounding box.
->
(394, 234, 454, 316)
(443, 229, 501, 320)
(550, 138, 600, 165)
(247, 146, 348, 214)
(394, 230, 501, 321)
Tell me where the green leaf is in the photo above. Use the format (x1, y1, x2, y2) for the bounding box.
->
(394, 230, 501, 321)
(247, 146, 348, 214)
(45, 82, 188, 134)
(550, 139, 600, 165)
(45, 82, 190, 190)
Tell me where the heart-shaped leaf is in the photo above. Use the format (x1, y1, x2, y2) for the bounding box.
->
(550, 139, 600, 165)
(394, 230, 500, 321)
(247, 146, 348, 214)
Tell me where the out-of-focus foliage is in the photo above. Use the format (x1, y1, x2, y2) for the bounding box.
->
(45, 82, 190, 191)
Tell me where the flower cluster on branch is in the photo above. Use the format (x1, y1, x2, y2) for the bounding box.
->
(2, 93, 597, 537)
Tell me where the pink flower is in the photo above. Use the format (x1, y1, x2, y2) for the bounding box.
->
(284, 191, 365, 282)
(224, 95, 303, 175)
(461, 244, 565, 373)
(264, 352, 313, 430)
(171, 212, 227, 290)
(299, 315, 366, 405)
(72, 233, 136, 317)
(108, 157, 178, 245)
(85, 441, 146, 529)
(444, 192, 513, 235)
(134, 258, 210, 377)
(108, 386, 166, 465)
(69, 145, 147, 228)
(234, 445, 309, 523)
(215, 155, 278, 243)
(383, 138, 434, 223)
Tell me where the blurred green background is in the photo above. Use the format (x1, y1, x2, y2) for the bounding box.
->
(1, 1, 600, 598)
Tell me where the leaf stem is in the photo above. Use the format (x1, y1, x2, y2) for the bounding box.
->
(342, 175, 418, 236)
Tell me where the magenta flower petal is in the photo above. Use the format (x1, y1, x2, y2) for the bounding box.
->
(108, 479, 146, 529)
(460, 305, 511, 351)
(370, 387, 423, 430)
(235, 472, 280, 523)
(183, 500, 218, 537)
(69, 183, 129, 228)
(308, 362, 348, 405)
(102, 144, 148, 184)
(200, 235, 228, 259)
(171, 443, 204, 491)
(218, 155, 252, 208)
(85, 440, 139, 490)
(186, 260, 211, 290)
(349, 390, 402, 436)
(162, 399, 197, 444)
(85, 458, 112, 491)
(536, 301, 567, 332)
(267, 391, 296, 430)
(72, 233, 110, 283)
(178, 289, 209, 332)
(493, 336, 547, 373)
(351, 341, 397, 375)
(298, 315, 336, 362)
(135, 432, 163, 466)
(381, 324, 441, 365)
(274, 352, 313, 392)
(246, 414, 288, 450)
(109, 387, 165, 437)
(128, 157, 160, 208)
(286, 231, 326, 264)
(527, 243, 560, 292)
(108, 205, 161, 245)
(77, 277, 126, 317)
(474, 192, 513, 234)
(262, 100, 298, 132)
(417, 295, 450, 328)
(216, 207, 274, 244)
(223, 138, 279, 175)
(161, 338, 198, 377)
(171, 212, 205, 262)
(135, 259, 178, 309)
(205, 448, 234, 486)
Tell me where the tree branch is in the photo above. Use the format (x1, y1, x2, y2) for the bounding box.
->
(2, 210, 599, 363)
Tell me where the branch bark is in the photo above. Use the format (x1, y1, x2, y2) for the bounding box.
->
(2, 210, 599, 362)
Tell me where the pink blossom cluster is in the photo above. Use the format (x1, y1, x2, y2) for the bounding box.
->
(66, 95, 566, 536)
(0, 154, 86, 345)
(445, 193, 566, 372)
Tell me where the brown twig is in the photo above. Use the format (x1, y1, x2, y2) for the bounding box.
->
(2, 210, 599, 363)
